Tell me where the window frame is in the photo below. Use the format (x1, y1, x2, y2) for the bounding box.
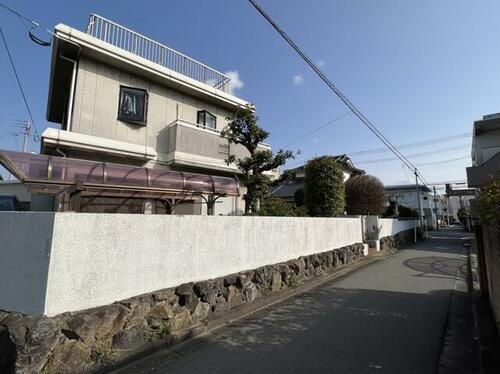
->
(117, 86, 149, 126)
(197, 110, 217, 130)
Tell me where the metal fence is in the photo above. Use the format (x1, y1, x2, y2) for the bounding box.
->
(86, 14, 231, 92)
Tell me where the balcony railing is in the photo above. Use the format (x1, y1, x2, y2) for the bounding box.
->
(86, 14, 231, 92)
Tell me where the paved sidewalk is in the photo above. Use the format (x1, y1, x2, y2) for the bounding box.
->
(114, 228, 476, 374)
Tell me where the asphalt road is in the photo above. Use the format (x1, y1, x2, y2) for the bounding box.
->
(114, 227, 471, 374)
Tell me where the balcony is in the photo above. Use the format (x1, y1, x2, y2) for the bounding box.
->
(160, 120, 272, 174)
(86, 14, 231, 92)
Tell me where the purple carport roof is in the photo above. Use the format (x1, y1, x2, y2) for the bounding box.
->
(0, 149, 239, 196)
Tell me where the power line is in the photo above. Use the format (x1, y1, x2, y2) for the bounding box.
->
(248, 0, 425, 184)
(0, 26, 40, 141)
(0, 123, 26, 128)
(415, 155, 470, 166)
(282, 111, 352, 148)
(355, 144, 470, 165)
(347, 132, 472, 156)
(0, 2, 38, 27)
(0, 131, 20, 139)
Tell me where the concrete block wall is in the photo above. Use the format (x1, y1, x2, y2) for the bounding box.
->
(0, 213, 413, 317)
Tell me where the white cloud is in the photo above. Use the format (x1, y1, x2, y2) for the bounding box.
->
(317, 60, 325, 67)
(292, 74, 304, 85)
(224, 70, 244, 95)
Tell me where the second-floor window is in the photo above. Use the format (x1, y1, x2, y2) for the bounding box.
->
(118, 86, 148, 125)
(197, 110, 216, 129)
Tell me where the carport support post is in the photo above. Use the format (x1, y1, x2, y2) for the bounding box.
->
(69, 181, 85, 212)
(207, 195, 215, 216)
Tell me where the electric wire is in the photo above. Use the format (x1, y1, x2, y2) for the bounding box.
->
(355, 144, 470, 164)
(415, 155, 470, 167)
(347, 132, 472, 156)
(248, 0, 425, 185)
(0, 26, 40, 141)
(282, 111, 352, 148)
(0, 2, 51, 45)
(0, 2, 38, 27)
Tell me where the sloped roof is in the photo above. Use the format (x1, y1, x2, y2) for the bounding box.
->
(286, 155, 365, 176)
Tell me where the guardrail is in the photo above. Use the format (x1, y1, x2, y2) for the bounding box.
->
(86, 14, 231, 92)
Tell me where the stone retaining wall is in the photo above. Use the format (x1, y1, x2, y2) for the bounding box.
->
(380, 229, 416, 251)
(0, 243, 365, 374)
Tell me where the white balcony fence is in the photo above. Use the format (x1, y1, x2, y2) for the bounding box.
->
(86, 14, 231, 92)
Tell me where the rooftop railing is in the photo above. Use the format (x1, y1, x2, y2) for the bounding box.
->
(86, 14, 231, 92)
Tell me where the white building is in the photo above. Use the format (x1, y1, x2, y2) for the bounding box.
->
(384, 184, 436, 229)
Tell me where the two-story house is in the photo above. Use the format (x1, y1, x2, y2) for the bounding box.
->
(384, 184, 435, 229)
(36, 14, 271, 215)
(271, 155, 365, 203)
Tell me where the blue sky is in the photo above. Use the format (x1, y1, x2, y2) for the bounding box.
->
(1, 0, 499, 187)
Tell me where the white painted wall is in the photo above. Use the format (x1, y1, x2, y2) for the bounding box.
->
(0, 212, 414, 316)
(378, 218, 417, 239)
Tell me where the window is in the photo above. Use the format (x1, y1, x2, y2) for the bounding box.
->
(118, 86, 148, 125)
(197, 110, 216, 129)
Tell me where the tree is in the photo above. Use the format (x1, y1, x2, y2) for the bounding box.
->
(475, 178, 500, 226)
(457, 207, 468, 226)
(303, 156, 345, 217)
(345, 175, 385, 215)
(294, 188, 305, 207)
(221, 107, 293, 215)
(258, 196, 297, 217)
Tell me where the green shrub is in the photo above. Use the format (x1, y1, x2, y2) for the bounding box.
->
(303, 156, 345, 217)
(88, 343, 116, 365)
(476, 179, 500, 225)
(285, 273, 300, 288)
(345, 175, 385, 215)
(258, 196, 296, 216)
(294, 188, 305, 207)
(294, 205, 308, 217)
(149, 321, 172, 341)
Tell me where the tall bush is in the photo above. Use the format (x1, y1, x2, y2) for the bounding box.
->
(303, 156, 345, 217)
(476, 178, 500, 225)
(258, 196, 297, 217)
(345, 174, 385, 215)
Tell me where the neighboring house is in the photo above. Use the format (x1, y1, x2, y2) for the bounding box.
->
(384, 184, 435, 229)
(8, 14, 274, 215)
(466, 112, 500, 334)
(271, 155, 364, 203)
(444, 184, 475, 224)
(467, 113, 500, 187)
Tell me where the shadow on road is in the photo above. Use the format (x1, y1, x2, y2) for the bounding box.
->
(403, 256, 467, 280)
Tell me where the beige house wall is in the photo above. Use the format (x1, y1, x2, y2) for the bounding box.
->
(71, 56, 233, 157)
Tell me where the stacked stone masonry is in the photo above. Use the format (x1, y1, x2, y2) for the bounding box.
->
(0, 230, 415, 374)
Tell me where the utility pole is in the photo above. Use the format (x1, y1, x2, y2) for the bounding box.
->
(433, 186, 439, 231)
(415, 168, 423, 230)
(22, 120, 31, 153)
